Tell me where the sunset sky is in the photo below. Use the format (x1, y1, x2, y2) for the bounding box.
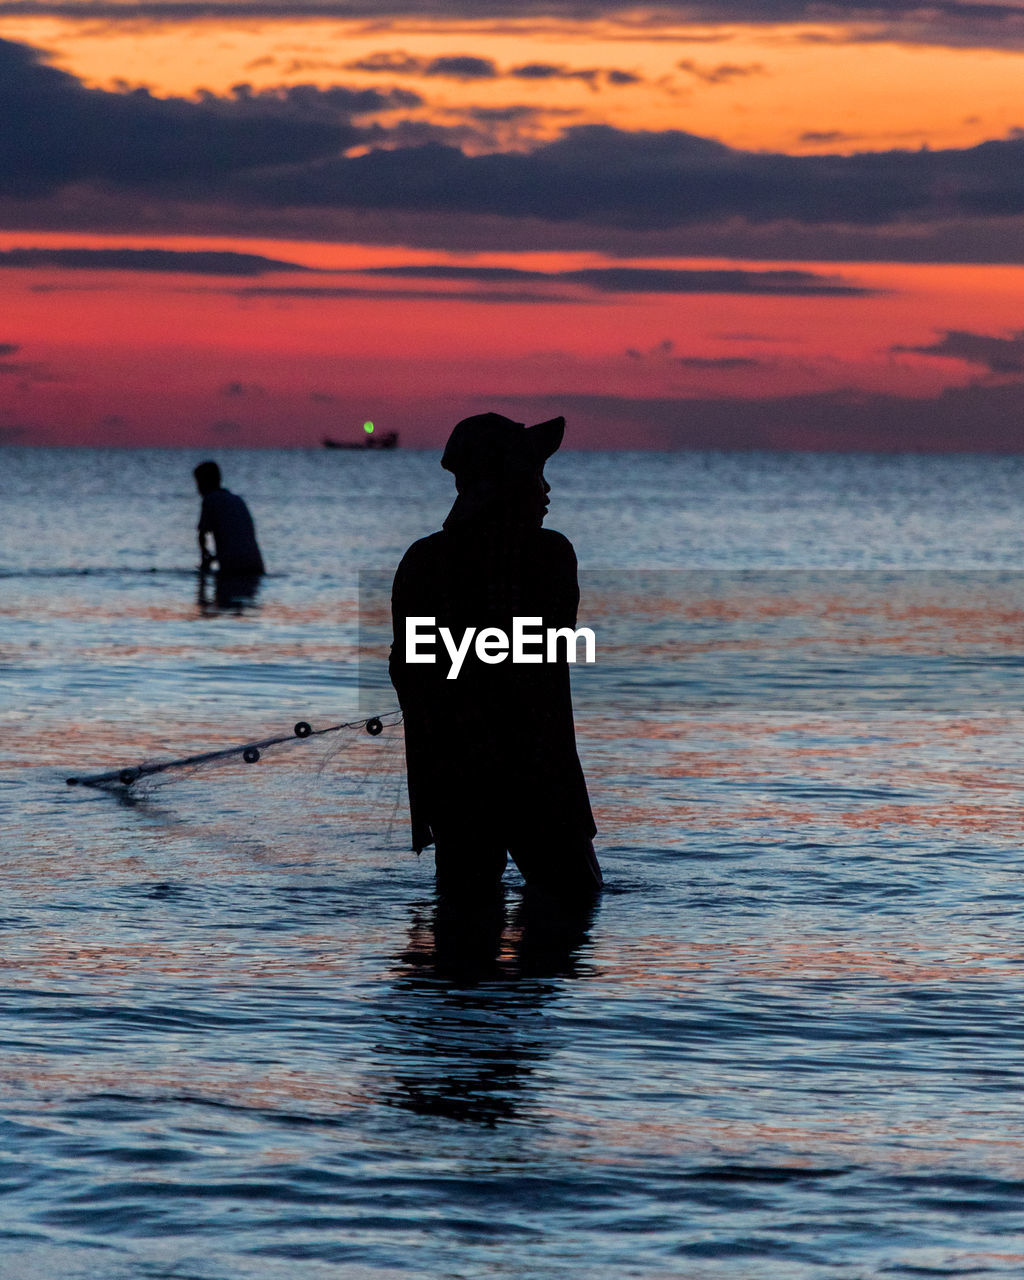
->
(2, 1, 1024, 449)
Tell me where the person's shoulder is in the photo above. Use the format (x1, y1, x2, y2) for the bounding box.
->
(396, 531, 447, 569)
(535, 527, 577, 561)
(537, 527, 574, 548)
(402, 530, 445, 554)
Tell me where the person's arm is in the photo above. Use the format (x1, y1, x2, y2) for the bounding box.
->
(389, 549, 421, 707)
(390, 541, 446, 709)
(545, 531, 581, 631)
(197, 500, 214, 570)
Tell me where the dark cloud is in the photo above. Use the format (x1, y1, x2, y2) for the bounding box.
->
(220, 379, 266, 394)
(508, 62, 642, 86)
(894, 329, 1024, 374)
(425, 55, 498, 80)
(800, 130, 859, 144)
(229, 262, 869, 305)
(275, 54, 424, 80)
(347, 50, 499, 78)
(4, 195, 1024, 263)
(576, 214, 1024, 265)
(627, 338, 676, 359)
(359, 263, 871, 294)
(232, 124, 1024, 231)
(0, 0, 1018, 66)
(675, 355, 762, 368)
(344, 50, 422, 74)
(672, 32, 735, 43)
(505, 380, 1024, 452)
(357, 116, 499, 151)
(718, 331, 788, 341)
(509, 64, 590, 85)
(517, 62, 596, 80)
(676, 59, 766, 84)
(509, 63, 576, 79)
(570, 267, 866, 294)
(468, 105, 537, 121)
(233, 284, 590, 303)
(364, 264, 541, 282)
(6, 35, 1024, 254)
(466, 105, 578, 123)
(0, 0, 1023, 52)
(0, 37, 413, 199)
(346, 50, 641, 86)
(624, 340, 763, 367)
(0, 343, 57, 383)
(0, 247, 310, 273)
(1, 2, 1018, 63)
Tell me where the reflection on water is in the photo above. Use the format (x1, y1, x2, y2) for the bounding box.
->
(378, 894, 599, 1126)
(197, 568, 264, 615)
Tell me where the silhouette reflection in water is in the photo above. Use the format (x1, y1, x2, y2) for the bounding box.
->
(377, 889, 600, 1126)
(389, 413, 602, 904)
(196, 568, 262, 615)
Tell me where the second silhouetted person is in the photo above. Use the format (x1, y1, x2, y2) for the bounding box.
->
(193, 460, 265, 577)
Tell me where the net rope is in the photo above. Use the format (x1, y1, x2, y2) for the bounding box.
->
(65, 709, 404, 790)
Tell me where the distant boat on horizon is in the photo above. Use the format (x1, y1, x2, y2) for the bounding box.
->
(322, 431, 399, 451)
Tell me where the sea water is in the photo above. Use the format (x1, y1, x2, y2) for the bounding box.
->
(4, 447, 1024, 1278)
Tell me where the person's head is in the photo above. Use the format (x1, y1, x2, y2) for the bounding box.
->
(193, 460, 222, 496)
(441, 413, 563, 529)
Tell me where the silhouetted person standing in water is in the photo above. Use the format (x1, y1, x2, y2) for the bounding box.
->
(390, 413, 601, 901)
(193, 461, 265, 577)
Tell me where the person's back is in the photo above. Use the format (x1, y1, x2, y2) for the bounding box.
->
(193, 461, 265, 577)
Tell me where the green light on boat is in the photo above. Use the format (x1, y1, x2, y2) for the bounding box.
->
(363, 421, 374, 434)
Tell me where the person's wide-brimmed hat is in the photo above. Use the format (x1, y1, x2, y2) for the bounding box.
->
(442, 412, 564, 484)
